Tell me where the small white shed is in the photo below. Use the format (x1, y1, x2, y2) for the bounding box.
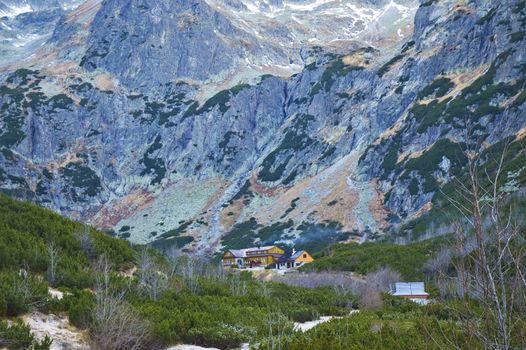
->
(390, 282, 430, 305)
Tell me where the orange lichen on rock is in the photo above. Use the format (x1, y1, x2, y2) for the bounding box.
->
(91, 189, 155, 228)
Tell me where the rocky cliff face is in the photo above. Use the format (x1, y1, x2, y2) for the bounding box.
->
(0, 0, 525, 254)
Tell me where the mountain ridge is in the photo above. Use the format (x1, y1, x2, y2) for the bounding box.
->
(0, 0, 525, 255)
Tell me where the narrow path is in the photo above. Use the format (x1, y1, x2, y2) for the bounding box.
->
(167, 346, 219, 350)
(294, 310, 360, 332)
(167, 344, 249, 350)
(294, 316, 339, 332)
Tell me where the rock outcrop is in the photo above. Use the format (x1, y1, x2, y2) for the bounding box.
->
(1, 0, 525, 253)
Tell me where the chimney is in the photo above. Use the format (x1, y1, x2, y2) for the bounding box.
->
(292, 248, 296, 255)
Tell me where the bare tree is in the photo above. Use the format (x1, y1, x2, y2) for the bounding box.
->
(137, 249, 169, 301)
(179, 256, 201, 294)
(271, 271, 359, 291)
(90, 255, 159, 350)
(424, 247, 453, 277)
(258, 280, 271, 298)
(268, 271, 359, 309)
(264, 311, 294, 350)
(440, 135, 526, 350)
(229, 273, 248, 296)
(366, 267, 401, 293)
(163, 245, 180, 278)
(353, 267, 402, 309)
(46, 242, 60, 286)
(75, 226, 95, 258)
(13, 270, 47, 310)
(90, 293, 158, 350)
(94, 255, 112, 292)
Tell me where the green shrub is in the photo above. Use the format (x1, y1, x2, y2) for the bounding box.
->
(476, 8, 496, 25)
(0, 320, 52, 350)
(0, 193, 135, 278)
(509, 31, 525, 43)
(288, 307, 317, 323)
(0, 271, 49, 317)
(408, 178, 419, 195)
(417, 78, 454, 99)
(377, 54, 405, 77)
(140, 136, 166, 185)
(0, 194, 358, 349)
(132, 275, 352, 348)
(320, 58, 363, 92)
(380, 136, 401, 179)
(67, 290, 96, 329)
(304, 236, 449, 279)
(256, 305, 485, 350)
(402, 139, 467, 175)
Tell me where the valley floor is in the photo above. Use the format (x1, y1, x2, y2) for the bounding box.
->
(20, 288, 339, 350)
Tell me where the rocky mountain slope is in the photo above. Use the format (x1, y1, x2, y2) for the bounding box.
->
(0, 0, 525, 255)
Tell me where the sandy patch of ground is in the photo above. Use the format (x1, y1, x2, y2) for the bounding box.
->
(342, 48, 376, 68)
(317, 126, 348, 144)
(219, 198, 244, 231)
(398, 147, 425, 164)
(22, 312, 89, 350)
(419, 65, 489, 105)
(515, 127, 526, 141)
(118, 266, 137, 279)
(375, 113, 408, 144)
(203, 180, 230, 211)
(41, 61, 80, 79)
(93, 73, 116, 91)
(66, 0, 102, 27)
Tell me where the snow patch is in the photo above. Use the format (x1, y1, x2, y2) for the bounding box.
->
(48, 288, 64, 300)
(167, 344, 249, 350)
(0, 4, 32, 18)
(294, 316, 339, 332)
(294, 310, 359, 332)
(0, 21, 12, 30)
(166, 346, 220, 350)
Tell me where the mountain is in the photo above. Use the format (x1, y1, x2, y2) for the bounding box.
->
(0, 0, 85, 65)
(0, 0, 525, 255)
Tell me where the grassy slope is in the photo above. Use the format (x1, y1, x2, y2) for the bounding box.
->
(0, 194, 353, 349)
(0, 193, 135, 283)
(302, 236, 449, 279)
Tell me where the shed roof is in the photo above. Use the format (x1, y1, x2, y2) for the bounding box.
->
(289, 250, 307, 260)
(391, 282, 429, 296)
(276, 250, 308, 263)
(227, 245, 277, 258)
(277, 252, 291, 263)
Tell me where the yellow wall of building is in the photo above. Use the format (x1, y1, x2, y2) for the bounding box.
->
(245, 255, 275, 265)
(222, 246, 286, 267)
(222, 258, 236, 265)
(268, 246, 285, 255)
(294, 251, 314, 264)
